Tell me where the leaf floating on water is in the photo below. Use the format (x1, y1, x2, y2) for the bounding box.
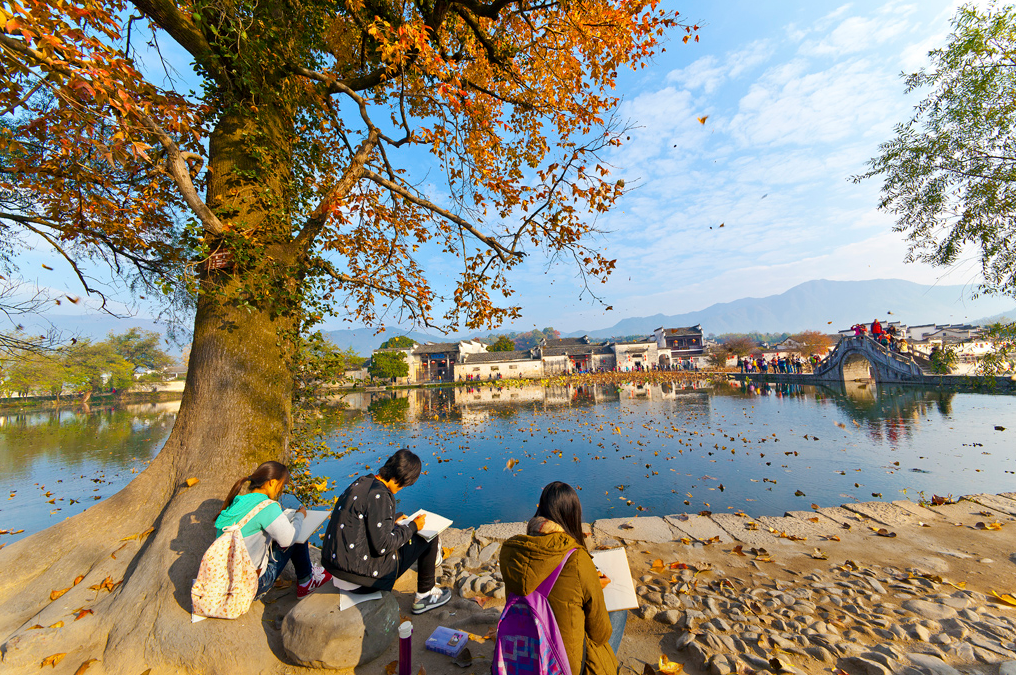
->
(50, 588, 69, 601)
(505, 458, 519, 470)
(794, 490, 806, 496)
(41, 653, 66, 668)
(810, 503, 820, 510)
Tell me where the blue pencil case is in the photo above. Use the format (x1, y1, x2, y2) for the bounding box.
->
(425, 626, 469, 658)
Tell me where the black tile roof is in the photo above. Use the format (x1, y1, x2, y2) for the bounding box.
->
(412, 342, 462, 354)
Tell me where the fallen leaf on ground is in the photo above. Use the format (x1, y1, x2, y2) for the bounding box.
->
(975, 521, 1003, 531)
(28, 624, 43, 630)
(731, 545, 745, 556)
(811, 548, 828, 560)
(120, 526, 155, 542)
(41, 653, 66, 667)
(73, 659, 98, 675)
(871, 527, 896, 538)
(73, 575, 84, 586)
(992, 590, 1016, 607)
(473, 595, 490, 607)
(451, 648, 473, 667)
(88, 576, 121, 593)
(185, 477, 200, 487)
(643, 664, 657, 675)
(417, 667, 426, 675)
(75, 609, 93, 620)
(657, 654, 683, 673)
(386, 660, 398, 675)
(49, 621, 64, 628)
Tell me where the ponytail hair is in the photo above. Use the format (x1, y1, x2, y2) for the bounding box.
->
(220, 461, 290, 513)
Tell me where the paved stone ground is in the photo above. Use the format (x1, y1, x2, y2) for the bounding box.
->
(262, 493, 1016, 674)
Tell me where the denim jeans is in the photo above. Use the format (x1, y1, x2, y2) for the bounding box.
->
(607, 609, 627, 656)
(255, 541, 313, 600)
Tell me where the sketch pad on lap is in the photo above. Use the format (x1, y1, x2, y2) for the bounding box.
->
(590, 548, 639, 612)
(403, 509, 453, 542)
(284, 509, 330, 544)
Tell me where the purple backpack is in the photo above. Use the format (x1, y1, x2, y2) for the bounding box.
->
(493, 548, 576, 675)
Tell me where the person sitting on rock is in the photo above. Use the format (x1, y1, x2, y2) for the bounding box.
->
(500, 481, 625, 675)
(322, 449, 451, 614)
(215, 460, 332, 601)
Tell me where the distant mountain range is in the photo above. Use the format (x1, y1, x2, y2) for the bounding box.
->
(565, 279, 1016, 338)
(12, 279, 1015, 356)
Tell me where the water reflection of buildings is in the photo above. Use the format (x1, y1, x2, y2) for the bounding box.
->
(815, 382, 956, 446)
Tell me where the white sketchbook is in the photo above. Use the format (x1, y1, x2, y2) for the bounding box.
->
(590, 548, 639, 612)
(333, 578, 383, 611)
(284, 509, 331, 544)
(402, 509, 453, 542)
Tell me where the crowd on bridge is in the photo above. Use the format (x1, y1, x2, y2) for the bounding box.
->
(737, 353, 817, 374)
(850, 319, 912, 356)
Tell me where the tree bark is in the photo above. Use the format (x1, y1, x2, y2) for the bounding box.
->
(0, 265, 298, 675)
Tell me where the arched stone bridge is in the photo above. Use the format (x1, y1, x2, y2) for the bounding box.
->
(813, 335, 928, 384)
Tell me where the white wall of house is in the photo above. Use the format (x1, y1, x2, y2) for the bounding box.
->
(454, 359, 544, 380)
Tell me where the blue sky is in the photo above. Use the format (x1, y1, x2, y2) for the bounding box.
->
(17, 0, 1009, 335)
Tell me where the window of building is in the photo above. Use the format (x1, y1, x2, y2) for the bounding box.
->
(491, 366, 499, 371)
(509, 365, 517, 369)
(473, 367, 480, 372)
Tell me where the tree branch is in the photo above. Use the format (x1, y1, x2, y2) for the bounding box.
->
(128, 0, 229, 85)
(294, 128, 380, 251)
(362, 170, 524, 263)
(314, 258, 437, 329)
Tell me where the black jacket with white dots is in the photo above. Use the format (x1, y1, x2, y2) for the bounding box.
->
(322, 475, 419, 590)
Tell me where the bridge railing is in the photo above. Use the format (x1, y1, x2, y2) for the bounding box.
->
(814, 335, 923, 376)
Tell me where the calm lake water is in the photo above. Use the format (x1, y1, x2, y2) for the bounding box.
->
(3, 382, 1015, 546)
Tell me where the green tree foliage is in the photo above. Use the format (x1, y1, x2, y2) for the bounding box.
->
(930, 345, 959, 374)
(378, 336, 418, 350)
(979, 322, 1016, 374)
(106, 328, 173, 376)
(486, 335, 516, 352)
(706, 346, 729, 369)
(859, 3, 1016, 299)
(368, 350, 409, 380)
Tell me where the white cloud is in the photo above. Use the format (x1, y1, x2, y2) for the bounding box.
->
(667, 40, 774, 93)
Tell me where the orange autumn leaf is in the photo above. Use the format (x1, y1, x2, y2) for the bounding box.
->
(50, 588, 69, 601)
(75, 609, 93, 620)
(658, 654, 683, 674)
(73, 575, 84, 586)
(41, 653, 66, 667)
(185, 477, 200, 487)
(49, 620, 64, 628)
(386, 661, 398, 675)
(89, 576, 121, 593)
(74, 659, 98, 675)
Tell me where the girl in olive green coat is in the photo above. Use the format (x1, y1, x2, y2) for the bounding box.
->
(499, 482, 625, 675)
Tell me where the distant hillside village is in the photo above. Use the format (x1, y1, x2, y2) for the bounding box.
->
(360, 319, 1009, 384)
(370, 326, 708, 384)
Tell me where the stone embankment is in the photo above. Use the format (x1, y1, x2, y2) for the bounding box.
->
(391, 494, 1016, 675)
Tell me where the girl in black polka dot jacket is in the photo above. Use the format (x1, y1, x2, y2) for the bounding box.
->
(322, 449, 451, 614)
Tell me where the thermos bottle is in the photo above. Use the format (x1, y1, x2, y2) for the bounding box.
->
(398, 620, 413, 675)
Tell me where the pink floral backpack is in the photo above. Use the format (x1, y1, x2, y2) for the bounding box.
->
(191, 499, 272, 619)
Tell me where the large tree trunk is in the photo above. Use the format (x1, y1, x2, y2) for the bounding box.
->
(0, 271, 298, 675)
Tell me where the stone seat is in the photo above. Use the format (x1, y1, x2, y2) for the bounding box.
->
(281, 585, 398, 669)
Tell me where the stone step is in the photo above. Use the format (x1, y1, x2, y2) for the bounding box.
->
(592, 516, 676, 544)
(665, 514, 733, 544)
(965, 494, 1016, 518)
(709, 513, 784, 548)
(842, 501, 921, 527)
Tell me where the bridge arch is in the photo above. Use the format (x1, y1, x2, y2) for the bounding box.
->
(841, 352, 874, 381)
(813, 336, 926, 384)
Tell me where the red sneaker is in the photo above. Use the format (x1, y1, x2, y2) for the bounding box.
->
(297, 565, 332, 599)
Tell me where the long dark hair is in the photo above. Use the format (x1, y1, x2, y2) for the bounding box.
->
(221, 461, 289, 513)
(535, 481, 585, 546)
